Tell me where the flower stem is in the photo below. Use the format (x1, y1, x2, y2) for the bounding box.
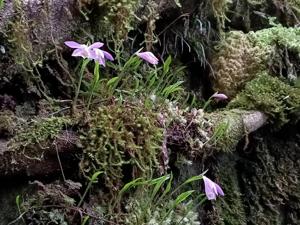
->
(73, 59, 90, 112)
(87, 62, 100, 110)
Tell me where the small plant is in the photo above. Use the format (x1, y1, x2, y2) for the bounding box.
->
(64, 41, 114, 111)
(107, 52, 186, 102)
(65, 40, 187, 110)
(110, 172, 224, 224)
(77, 171, 103, 207)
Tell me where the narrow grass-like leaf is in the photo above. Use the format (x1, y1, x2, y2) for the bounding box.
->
(174, 190, 195, 206)
(81, 216, 90, 225)
(182, 175, 203, 186)
(119, 177, 146, 196)
(163, 56, 172, 75)
(150, 175, 170, 201)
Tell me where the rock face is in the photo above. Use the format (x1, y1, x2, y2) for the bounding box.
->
(0, 0, 80, 44)
(214, 122, 300, 225)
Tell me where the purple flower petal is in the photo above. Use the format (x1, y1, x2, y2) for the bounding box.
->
(211, 92, 228, 100)
(203, 176, 217, 200)
(89, 42, 104, 49)
(215, 183, 224, 196)
(72, 49, 85, 57)
(136, 51, 159, 65)
(103, 51, 114, 61)
(203, 176, 224, 200)
(64, 41, 82, 48)
(97, 56, 106, 67)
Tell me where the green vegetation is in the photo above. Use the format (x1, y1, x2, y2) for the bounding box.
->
(212, 25, 300, 98)
(228, 72, 300, 127)
(80, 102, 163, 190)
(211, 31, 266, 98)
(92, 0, 141, 41)
(8, 116, 71, 155)
(19, 173, 206, 225)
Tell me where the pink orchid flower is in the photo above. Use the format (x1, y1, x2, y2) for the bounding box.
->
(64, 41, 114, 66)
(211, 92, 228, 101)
(136, 51, 159, 65)
(203, 176, 224, 200)
(64, 41, 103, 59)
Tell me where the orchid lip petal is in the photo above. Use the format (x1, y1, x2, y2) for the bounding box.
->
(103, 51, 114, 61)
(65, 41, 82, 48)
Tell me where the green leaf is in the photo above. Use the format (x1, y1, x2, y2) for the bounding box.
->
(150, 175, 170, 200)
(81, 216, 90, 225)
(107, 76, 120, 87)
(174, 190, 195, 206)
(182, 175, 204, 186)
(16, 195, 21, 208)
(93, 62, 100, 84)
(163, 55, 172, 75)
(0, 0, 4, 9)
(90, 171, 103, 183)
(119, 178, 146, 196)
(162, 81, 184, 97)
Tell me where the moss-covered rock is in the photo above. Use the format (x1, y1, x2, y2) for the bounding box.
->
(8, 116, 72, 156)
(211, 31, 266, 98)
(228, 72, 300, 127)
(211, 26, 300, 98)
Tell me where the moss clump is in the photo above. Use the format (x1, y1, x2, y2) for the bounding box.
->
(210, 0, 230, 30)
(92, 0, 140, 41)
(248, 25, 300, 53)
(211, 31, 266, 98)
(212, 26, 300, 98)
(228, 72, 300, 126)
(9, 116, 71, 152)
(80, 102, 163, 190)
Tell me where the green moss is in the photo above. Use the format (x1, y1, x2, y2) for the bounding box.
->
(9, 116, 71, 152)
(212, 26, 300, 97)
(211, 0, 230, 30)
(206, 110, 245, 152)
(80, 102, 163, 190)
(7, 0, 43, 71)
(212, 31, 267, 98)
(248, 25, 300, 54)
(228, 72, 300, 126)
(92, 0, 141, 41)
